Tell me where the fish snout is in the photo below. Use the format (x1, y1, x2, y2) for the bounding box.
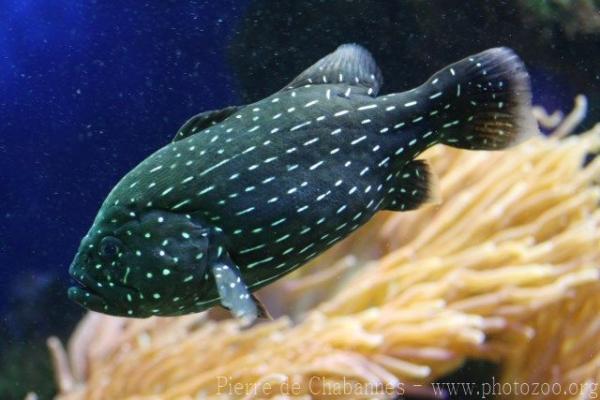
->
(68, 252, 111, 313)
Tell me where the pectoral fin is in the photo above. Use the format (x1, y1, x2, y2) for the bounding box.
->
(173, 106, 241, 142)
(386, 159, 439, 211)
(211, 261, 257, 325)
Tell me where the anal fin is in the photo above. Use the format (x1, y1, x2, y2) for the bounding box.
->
(386, 159, 438, 211)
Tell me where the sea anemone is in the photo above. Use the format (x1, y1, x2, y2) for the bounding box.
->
(45, 97, 600, 400)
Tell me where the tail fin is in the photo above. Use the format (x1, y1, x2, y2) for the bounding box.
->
(423, 47, 538, 150)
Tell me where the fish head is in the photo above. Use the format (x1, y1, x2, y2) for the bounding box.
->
(69, 206, 213, 317)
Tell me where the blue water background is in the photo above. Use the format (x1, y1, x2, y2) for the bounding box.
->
(0, 1, 583, 334)
(0, 1, 249, 325)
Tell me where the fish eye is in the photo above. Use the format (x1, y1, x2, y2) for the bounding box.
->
(99, 236, 121, 259)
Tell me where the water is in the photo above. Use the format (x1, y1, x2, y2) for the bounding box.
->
(1, 1, 599, 399)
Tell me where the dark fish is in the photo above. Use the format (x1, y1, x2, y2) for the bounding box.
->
(68, 44, 537, 322)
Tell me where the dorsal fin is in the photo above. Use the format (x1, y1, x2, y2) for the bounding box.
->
(284, 44, 383, 97)
(173, 106, 241, 142)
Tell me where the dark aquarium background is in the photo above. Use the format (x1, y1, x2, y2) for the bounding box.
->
(1, 1, 599, 399)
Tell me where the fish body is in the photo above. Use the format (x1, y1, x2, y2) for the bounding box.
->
(69, 44, 537, 321)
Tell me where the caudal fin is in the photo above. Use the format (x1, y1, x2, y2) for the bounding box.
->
(424, 47, 538, 150)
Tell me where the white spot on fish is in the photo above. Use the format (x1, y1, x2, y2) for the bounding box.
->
(304, 137, 319, 146)
(199, 158, 230, 176)
(248, 257, 274, 269)
(316, 191, 331, 201)
(198, 186, 215, 195)
(275, 234, 291, 243)
(358, 104, 377, 111)
(378, 157, 390, 167)
(239, 244, 266, 254)
(236, 207, 255, 216)
(309, 161, 324, 170)
(351, 135, 367, 145)
(282, 247, 294, 255)
(272, 218, 286, 226)
(291, 121, 311, 131)
(172, 199, 191, 210)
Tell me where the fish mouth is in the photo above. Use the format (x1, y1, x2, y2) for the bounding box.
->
(68, 283, 107, 311)
(68, 269, 110, 312)
(68, 261, 145, 316)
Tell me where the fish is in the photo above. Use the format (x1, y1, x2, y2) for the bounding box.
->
(68, 44, 538, 323)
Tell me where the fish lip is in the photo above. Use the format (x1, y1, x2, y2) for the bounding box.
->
(68, 273, 102, 297)
(68, 257, 117, 309)
(68, 284, 108, 311)
(68, 266, 109, 310)
(68, 261, 102, 295)
(68, 261, 143, 315)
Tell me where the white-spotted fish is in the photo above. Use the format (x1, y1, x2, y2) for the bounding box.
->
(68, 44, 537, 322)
